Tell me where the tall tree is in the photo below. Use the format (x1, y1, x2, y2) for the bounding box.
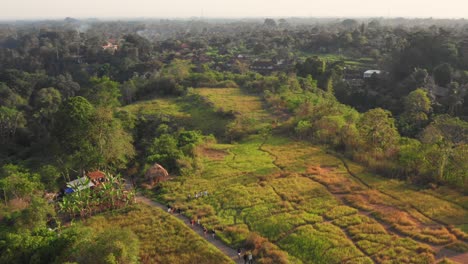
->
(87, 76, 121, 108)
(358, 108, 400, 155)
(89, 107, 135, 170)
(399, 88, 432, 136)
(433, 63, 452, 87)
(0, 106, 26, 143)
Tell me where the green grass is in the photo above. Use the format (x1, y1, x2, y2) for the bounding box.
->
(127, 89, 467, 263)
(340, 159, 468, 226)
(195, 88, 275, 136)
(279, 224, 371, 264)
(121, 94, 232, 137)
(297, 52, 377, 68)
(78, 204, 233, 264)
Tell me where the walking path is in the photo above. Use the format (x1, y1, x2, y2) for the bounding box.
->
(135, 195, 244, 264)
(124, 179, 243, 263)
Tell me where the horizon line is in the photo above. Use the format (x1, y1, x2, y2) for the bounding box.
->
(1, 15, 467, 22)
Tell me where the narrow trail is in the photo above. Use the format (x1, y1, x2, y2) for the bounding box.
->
(136, 196, 243, 264)
(123, 181, 243, 264)
(258, 137, 285, 171)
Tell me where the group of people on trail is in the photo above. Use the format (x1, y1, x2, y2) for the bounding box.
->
(238, 248, 253, 264)
(187, 190, 209, 200)
(191, 216, 216, 239)
(166, 205, 181, 214)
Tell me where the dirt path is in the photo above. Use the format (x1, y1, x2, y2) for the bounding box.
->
(135, 196, 243, 264)
(123, 180, 243, 264)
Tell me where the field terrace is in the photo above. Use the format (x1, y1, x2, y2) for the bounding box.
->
(131, 88, 467, 264)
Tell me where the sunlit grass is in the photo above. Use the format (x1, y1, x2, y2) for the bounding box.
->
(79, 204, 233, 264)
(129, 89, 467, 263)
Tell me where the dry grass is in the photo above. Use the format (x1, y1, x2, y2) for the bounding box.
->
(132, 89, 467, 263)
(81, 204, 233, 264)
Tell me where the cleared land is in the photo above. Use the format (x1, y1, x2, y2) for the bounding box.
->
(125, 88, 468, 263)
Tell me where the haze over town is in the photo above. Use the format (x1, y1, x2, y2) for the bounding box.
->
(2, 0, 468, 19)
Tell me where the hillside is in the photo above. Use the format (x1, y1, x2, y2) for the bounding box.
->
(125, 88, 468, 264)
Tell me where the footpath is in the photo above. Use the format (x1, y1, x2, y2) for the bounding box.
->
(134, 195, 244, 264)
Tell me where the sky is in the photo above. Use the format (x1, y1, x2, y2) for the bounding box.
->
(1, 0, 468, 20)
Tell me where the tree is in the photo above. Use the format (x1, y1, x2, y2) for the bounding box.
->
(0, 83, 26, 108)
(89, 107, 136, 170)
(0, 164, 42, 203)
(162, 59, 191, 81)
(446, 82, 464, 115)
(264, 18, 277, 28)
(32, 87, 62, 138)
(0, 106, 26, 143)
(419, 115, 468, 186)
(399, 88, 432, 136)
(13, 196, 55, 230)
(433, 63, 452, 87)
(296, 57, 326, 79)
(53, 96, 96, 174)
(120, 79, 137, 105)
(342, 19, 358, 29)
(53, 96, 95, 153)
(357, 108, 400, 154)
(147, 134, 182, 172)
(54, 74, 80, 98)
(88, 76, 122, 108)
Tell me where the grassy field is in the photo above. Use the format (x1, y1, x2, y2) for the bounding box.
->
(128, 88, 467, 263)
(297, 52, 377, 69)
(121, 93, 233, 137)
(78, 204, 233, 264)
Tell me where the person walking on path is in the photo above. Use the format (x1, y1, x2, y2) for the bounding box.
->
(247, 252, 253, 264)
(203, 226, 208, 237)
(237, 248, 242, 259)
(243, 253, 248, 264)
(211, 229, 216, 239)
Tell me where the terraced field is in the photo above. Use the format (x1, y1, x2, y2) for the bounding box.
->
(126, 88, 468, 263)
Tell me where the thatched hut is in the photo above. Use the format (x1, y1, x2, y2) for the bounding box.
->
(145, 163, 170, 186)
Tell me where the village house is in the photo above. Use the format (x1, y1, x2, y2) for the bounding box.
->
(250, 60, 276, 73)
(363, 70, 382, 78)
(102, 39, 119, 52)
(64, 170, 107, 194)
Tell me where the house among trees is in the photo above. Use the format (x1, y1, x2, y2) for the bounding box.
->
(87, 170, 107, 185)
(65, 176, 94, 194)
(64, 170, 107, 194)
(363, 70, 381, 78)
(250, 60, 276, 73)
(102, 41, 119, 52)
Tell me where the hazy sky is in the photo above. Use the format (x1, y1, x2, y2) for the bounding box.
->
(2, 0, 467, 20)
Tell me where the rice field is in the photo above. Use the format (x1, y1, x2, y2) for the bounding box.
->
(130, 88, 468, 263)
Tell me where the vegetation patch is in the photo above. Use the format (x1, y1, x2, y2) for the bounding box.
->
(82, 204, 233, 264)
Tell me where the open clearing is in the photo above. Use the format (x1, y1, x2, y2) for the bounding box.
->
(127, 88, 468, 263)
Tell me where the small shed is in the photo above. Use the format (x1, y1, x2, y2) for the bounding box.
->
(145, 163, 170, 186)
